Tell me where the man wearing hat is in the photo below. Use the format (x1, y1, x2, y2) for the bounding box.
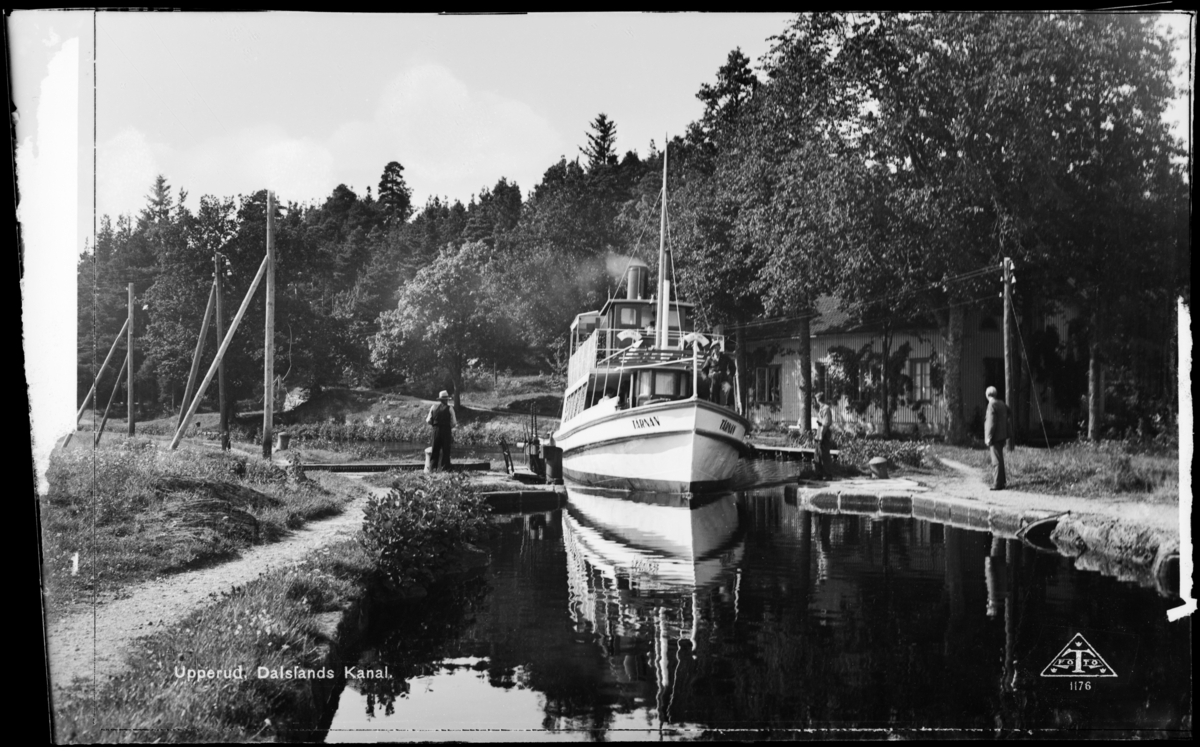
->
(813, 392, 834, 480)
(984, 386, 1012, 490)
(427, 390, 457, 471)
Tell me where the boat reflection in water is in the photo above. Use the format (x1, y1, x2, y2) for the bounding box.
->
(323, 486, 1190, 741)
(564, 485, 743, 588)
(562, 484, 744, 730)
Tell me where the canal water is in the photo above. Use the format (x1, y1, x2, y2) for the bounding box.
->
(321, 479, 1190, 741)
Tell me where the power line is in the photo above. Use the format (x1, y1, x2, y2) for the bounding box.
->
(722, 265, 1000, 332)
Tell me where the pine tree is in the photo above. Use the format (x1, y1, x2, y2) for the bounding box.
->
(581, 113, 619, 172)
(377, 161, 413, 223)
(138, 174, 173, 227)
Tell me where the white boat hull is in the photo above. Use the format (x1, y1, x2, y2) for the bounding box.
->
(553, 399, 749, 493)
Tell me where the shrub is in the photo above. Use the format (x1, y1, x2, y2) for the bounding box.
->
(359, 472, 490, 590)
(836, 434, 928, 469)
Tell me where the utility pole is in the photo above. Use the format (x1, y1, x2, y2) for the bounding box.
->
(172, 255, 270, 450)
(95, 353, 129, 447)
(263, 191, 275, 459)
(65, 317, 129, 447)
(1003, 257, 1015, 453)
(177, 283, 216, 432)
(127, 283, 135, 436)
(215, 253, 229, 449)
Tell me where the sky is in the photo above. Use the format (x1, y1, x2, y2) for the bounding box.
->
(90, 12, 803, 219)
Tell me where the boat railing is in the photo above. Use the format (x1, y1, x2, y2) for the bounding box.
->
(567, 330, 599, 386)
(567, 327, 734, 389)
(585, 329, 728, 368)
(562, 327, 747, 422)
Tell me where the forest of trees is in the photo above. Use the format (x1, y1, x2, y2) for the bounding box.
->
(78, 13, 1189, 442)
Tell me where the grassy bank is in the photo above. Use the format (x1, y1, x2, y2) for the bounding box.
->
(41, 439, 362, 611)
(931, 441, 1179, 501)
(52, 538, 374, 743)
(282, 417, 542, 448)
(280, 379, 562, 448)
(51, 472, 492, 743)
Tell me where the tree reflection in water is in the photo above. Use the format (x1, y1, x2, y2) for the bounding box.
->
(327, 488, 1191, 740)
(355, 575, 492, 719)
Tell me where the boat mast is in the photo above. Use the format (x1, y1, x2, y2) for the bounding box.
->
(656, 138, 669, 350)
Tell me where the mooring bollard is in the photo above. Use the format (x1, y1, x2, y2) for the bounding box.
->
(868, 457, 889, 479)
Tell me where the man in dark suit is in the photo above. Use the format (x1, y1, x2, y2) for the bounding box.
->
(427, 390, 457, 471)
(984, 386, 1013, 489)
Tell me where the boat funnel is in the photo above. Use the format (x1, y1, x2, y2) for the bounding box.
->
(625, 259, 650, 300)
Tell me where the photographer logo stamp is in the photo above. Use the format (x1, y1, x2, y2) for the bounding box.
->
(1041, 633, 1117, 678)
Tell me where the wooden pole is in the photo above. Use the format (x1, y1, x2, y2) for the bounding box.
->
(177, 282, 217, 431)
(692, 338, 699, 400)
(94, 353, 129, 447)
(656, 139, 669, 351)
(215, 253, 229, 448)
(262, 191, 275, 459)
(127, 283, 135, 436)
(171, 254, 269, 449)
(1003, 258, 1015, 452)
(65, 316, 129, 447)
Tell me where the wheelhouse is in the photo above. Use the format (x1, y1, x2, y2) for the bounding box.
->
(562, 260, 733, 424)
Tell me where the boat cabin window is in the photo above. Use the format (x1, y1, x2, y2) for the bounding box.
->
(615, 304, 656, 329)
(571, 313, 599, 353)
(636, 370, 693, 405)
(612, 303, 693, 332)
(655, 372, 678, 396)
(674, 307, 694, 331)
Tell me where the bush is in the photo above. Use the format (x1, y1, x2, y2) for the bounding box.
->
(836, 434, 929, 469)
(359, 472, 490, 590)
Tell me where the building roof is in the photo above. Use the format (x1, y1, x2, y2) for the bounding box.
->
(811, 295, 855, 335)
(742, 295, 934, 342)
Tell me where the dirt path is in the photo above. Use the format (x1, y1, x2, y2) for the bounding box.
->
(928, 456, 1180, 534)
(45, 480, 387, 693)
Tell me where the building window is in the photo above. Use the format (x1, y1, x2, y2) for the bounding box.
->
(910, 359, 931, 401)
(755, 365, 781, 404)
(815, 362, 829, 399)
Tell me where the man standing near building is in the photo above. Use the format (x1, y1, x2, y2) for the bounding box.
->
(984, 386, 1012, 490)
(813, 391, 834, 480)
(427, 390, 457, 471)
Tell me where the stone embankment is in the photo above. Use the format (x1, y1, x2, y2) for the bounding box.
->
(789, 458, 1181, 599)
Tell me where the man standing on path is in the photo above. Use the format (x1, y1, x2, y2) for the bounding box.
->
(427, 390, 457, 471)
(984, 386, 1012, 490)
(813, 392, 834, 480)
